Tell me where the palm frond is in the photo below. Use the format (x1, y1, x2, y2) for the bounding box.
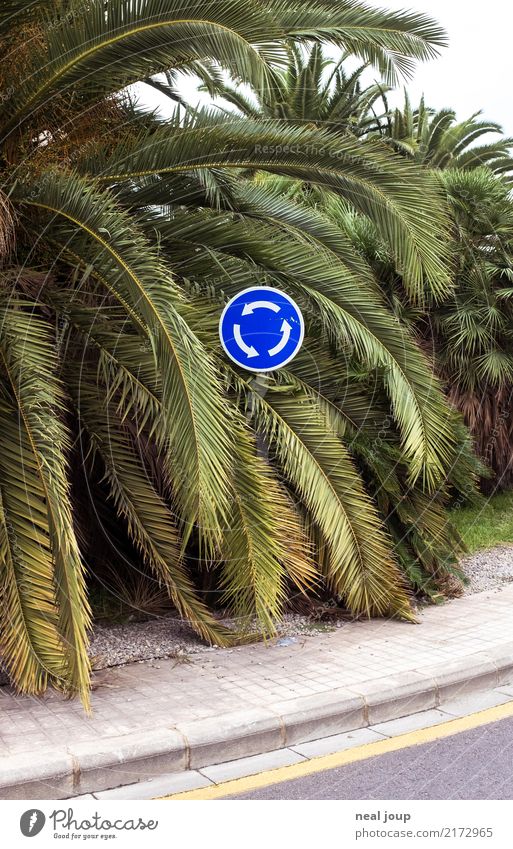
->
(243, 380, 413, 619)
(146, 202, 456, 488)
(0, 297, 90, 703)
(13, 171, 233, 550)
(0, 413, 65, 696)
(74, 376, 233, 646)
(2, 0, 288, 131)
(220, 427, 289, 635)
(277, 2, 447, 84)
(88, 111, 452, 298)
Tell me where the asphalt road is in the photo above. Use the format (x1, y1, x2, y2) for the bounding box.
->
(231, 715, 513, 800)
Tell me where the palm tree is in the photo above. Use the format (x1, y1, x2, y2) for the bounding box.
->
(188, 45, 485, 578)
(379, 93, 513, 178)
(199, 43, 390, 135)
(0, 0, 459, 703)
(430, 168, 513, 491)
(369, 96, 513, 489)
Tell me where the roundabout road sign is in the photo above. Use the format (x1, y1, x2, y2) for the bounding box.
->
(219, 286, 304, 373)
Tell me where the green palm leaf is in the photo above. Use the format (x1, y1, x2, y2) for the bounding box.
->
(220, 427, 289, 635)
(88, 113, 452, 298)
(13, 172, 233, 551)
(0, 414, 66, 696)
(0, 298, 90, 702)
(242, 379, 413, 619)
(146, 203, 455, 488)
(0, 0, 474, 699)
(278, 2, 446, 83)
(2, 0, 285, 131)
(74, 377, 233, 646)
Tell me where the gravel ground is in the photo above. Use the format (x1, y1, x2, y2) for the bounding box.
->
(88, 545, 513, 671)
(88, 613, 337, 671)
(460, 544, 513, 595)
(3, 547, 512, 684)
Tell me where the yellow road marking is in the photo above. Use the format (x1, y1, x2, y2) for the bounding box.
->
(160, 698, 513, 800)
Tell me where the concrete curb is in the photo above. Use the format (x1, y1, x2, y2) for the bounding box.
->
(3, 645, 513, 799)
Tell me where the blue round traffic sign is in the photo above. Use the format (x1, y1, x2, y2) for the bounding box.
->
(219, 286, 304, 373)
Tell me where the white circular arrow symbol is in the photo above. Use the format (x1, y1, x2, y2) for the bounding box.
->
(268, 319, 291, 357)
(234, 299, 293, 359)
(233, 324, 258, 359)
(241, 300, 280, 316)
(220, 286, 304, 373)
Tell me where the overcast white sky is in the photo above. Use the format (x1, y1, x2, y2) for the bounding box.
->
(139, 0, 513, 136)
(379, 0, 513, 135)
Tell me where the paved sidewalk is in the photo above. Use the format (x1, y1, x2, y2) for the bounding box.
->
(2, 585, 513, 798)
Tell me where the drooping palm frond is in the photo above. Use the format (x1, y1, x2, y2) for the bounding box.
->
(220, 427, 291, 635)
(14, 171, 234, 551)
(0, 399, 67, 697)
(1, 1, 280, 132)
(71, 371, 236, 646)
(350, 115, 513, 494)
(0, 0, 446, 134)
(57, 294, 317, 632)
(0, 297, 90, 703)
(275, 2, 447, 84)
(244, 383, 413, 619)
(83, 109, 453, 301)
(139, 199, 456, 488)
(282, 342, 479, 591)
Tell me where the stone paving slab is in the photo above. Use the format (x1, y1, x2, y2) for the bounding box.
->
(1, 585, 513, 798)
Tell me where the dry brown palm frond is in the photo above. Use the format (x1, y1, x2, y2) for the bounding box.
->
(435, 574, 465, 599)
(0, 266, 53, 297)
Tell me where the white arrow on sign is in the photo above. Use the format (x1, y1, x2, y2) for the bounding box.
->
(234, 324, 258, 358)
(268, 319, 292, 357)
(241, 300, 281, 316)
